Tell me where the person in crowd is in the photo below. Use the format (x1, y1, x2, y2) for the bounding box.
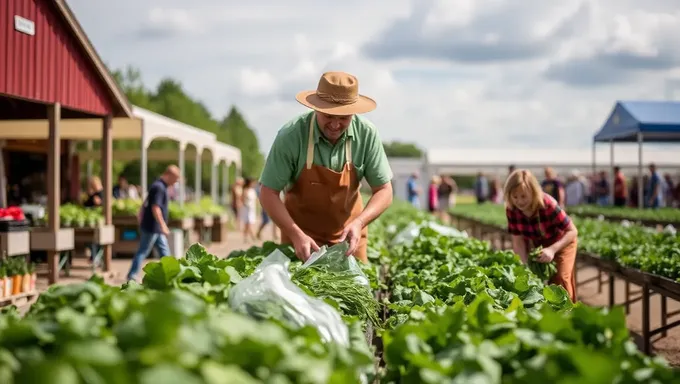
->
(406, 172, 421, 209)
(83, 176, 104, 263)
(126, 165, 180, 281)
(427, 176, 439, 213)
(565, 170, 586, 207)
(646, 163, 664, 208)
(664, 173, 675, 207)
(230, 177, 244, 225)
(595, 171, 610, 206)
(613, 166, 627, 207)
(84, 176, 103, 208)
(504, 169, 579, 302)
(489, 177, 503, 204)
(256, 183, 279, 241)
(475, 172, 489, 204)
(240, 178, 258, 243)
(541, 167, 565, 207)
(436, 175, 457, 223)
(629, 176, 639, 208)
(113, 175, 140, 200)
(258, 71, 393, 262)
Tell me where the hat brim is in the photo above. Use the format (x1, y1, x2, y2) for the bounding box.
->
(295, 90, 377, 115)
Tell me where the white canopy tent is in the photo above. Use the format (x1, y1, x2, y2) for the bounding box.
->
(0, 106, 242, 206)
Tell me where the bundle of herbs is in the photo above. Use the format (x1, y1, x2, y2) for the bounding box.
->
(293, 265, 381, 328)
(528, 245, 557, 281)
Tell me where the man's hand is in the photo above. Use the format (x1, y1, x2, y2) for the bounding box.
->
(339, 218, 364, 256)
(161, 226, 170, 236)
(291, 231, 320, 262)
(537, 247, 555, 263)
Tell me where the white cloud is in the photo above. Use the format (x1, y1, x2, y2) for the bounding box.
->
(239, 69, 279, 97)
(67, 0, 680, 156)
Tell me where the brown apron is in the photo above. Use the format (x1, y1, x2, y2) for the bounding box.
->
(280, 115, 368, 262)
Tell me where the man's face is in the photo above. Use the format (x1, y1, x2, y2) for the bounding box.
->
(316, 112, 353, 143)
(167, 172, 180, 185)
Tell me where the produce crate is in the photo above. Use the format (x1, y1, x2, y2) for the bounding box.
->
(73, 225, 115, 247)
(194, 215, 214, 245)
(114, 216, 193, 258)
(0, 230, 30, 256)
(211, 214, 229, 243)
(0, 219, 30, 233)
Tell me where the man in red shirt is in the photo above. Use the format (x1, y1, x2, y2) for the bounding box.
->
(613, 166, 627, 207)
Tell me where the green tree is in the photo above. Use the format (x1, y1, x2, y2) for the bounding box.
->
(383, 141, 423, 158)
(218, 107, 265, 180)
(85, 66, 265, 193)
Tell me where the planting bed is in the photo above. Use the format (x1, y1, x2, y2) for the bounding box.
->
(0, 202, 677, 383)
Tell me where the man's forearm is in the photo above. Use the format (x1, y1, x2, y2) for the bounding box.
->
(355, 183, 393, 227)
(152, 206, 168, 231)
(259, 187, 302, 239)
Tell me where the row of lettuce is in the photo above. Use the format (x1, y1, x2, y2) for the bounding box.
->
(36, 198, 227, 229)
(568, 205, 680, 224)
(0, 201, 676, 383)
(451, 204, 680, 282)
(373, 204, 675, 383)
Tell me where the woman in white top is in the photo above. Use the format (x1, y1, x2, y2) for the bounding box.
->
(240, 178, 258, 243)
(565, 170, 586, 207)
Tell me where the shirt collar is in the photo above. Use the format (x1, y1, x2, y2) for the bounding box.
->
(312, 113, 355, 144)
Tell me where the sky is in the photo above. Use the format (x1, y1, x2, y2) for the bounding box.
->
(68, 0, 680, 153)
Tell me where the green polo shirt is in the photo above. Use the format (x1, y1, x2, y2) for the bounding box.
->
(259, 111, 393, 191)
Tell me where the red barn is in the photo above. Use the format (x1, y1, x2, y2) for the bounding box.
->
(0, 0, 132, 283)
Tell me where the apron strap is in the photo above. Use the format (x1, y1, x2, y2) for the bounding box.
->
(306, 114, 315, 169)
(345, 138, 352, 165)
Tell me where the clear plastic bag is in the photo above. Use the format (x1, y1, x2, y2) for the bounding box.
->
(301, 242, 370, 288)
(228, 249, 350, 346)
(391, 221, 468, 247)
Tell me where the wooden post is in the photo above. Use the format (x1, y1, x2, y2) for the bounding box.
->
(102, 115, 113, 272)
(47, 103, 61, 284)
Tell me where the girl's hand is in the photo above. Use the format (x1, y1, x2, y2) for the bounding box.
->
(537, 247, 555, 263)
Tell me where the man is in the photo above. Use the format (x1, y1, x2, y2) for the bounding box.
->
(474, 172, 489, 204)
(259, 71, 393, 262)
(126, 165, 181, 281)
(595, 171, 610, 206)
(613, 166, 627, 207)
(541, 167, 565, 207)
(646, 163, 664, 208)
(406, 172, 420, 208)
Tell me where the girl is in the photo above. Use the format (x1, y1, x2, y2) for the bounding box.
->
(504, 170, 579, 302)
(240, 178, 257, 243)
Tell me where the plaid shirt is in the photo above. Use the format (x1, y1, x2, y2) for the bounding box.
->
(506, 193, 571, 248)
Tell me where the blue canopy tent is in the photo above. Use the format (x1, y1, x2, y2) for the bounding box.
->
(592, 100, 680, 208)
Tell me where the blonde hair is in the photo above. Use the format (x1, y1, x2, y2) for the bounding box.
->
(88, 176, 102, 193)
(503, 169, 545, 213)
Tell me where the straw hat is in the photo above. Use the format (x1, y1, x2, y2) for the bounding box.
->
(295, 71, 376, 115)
